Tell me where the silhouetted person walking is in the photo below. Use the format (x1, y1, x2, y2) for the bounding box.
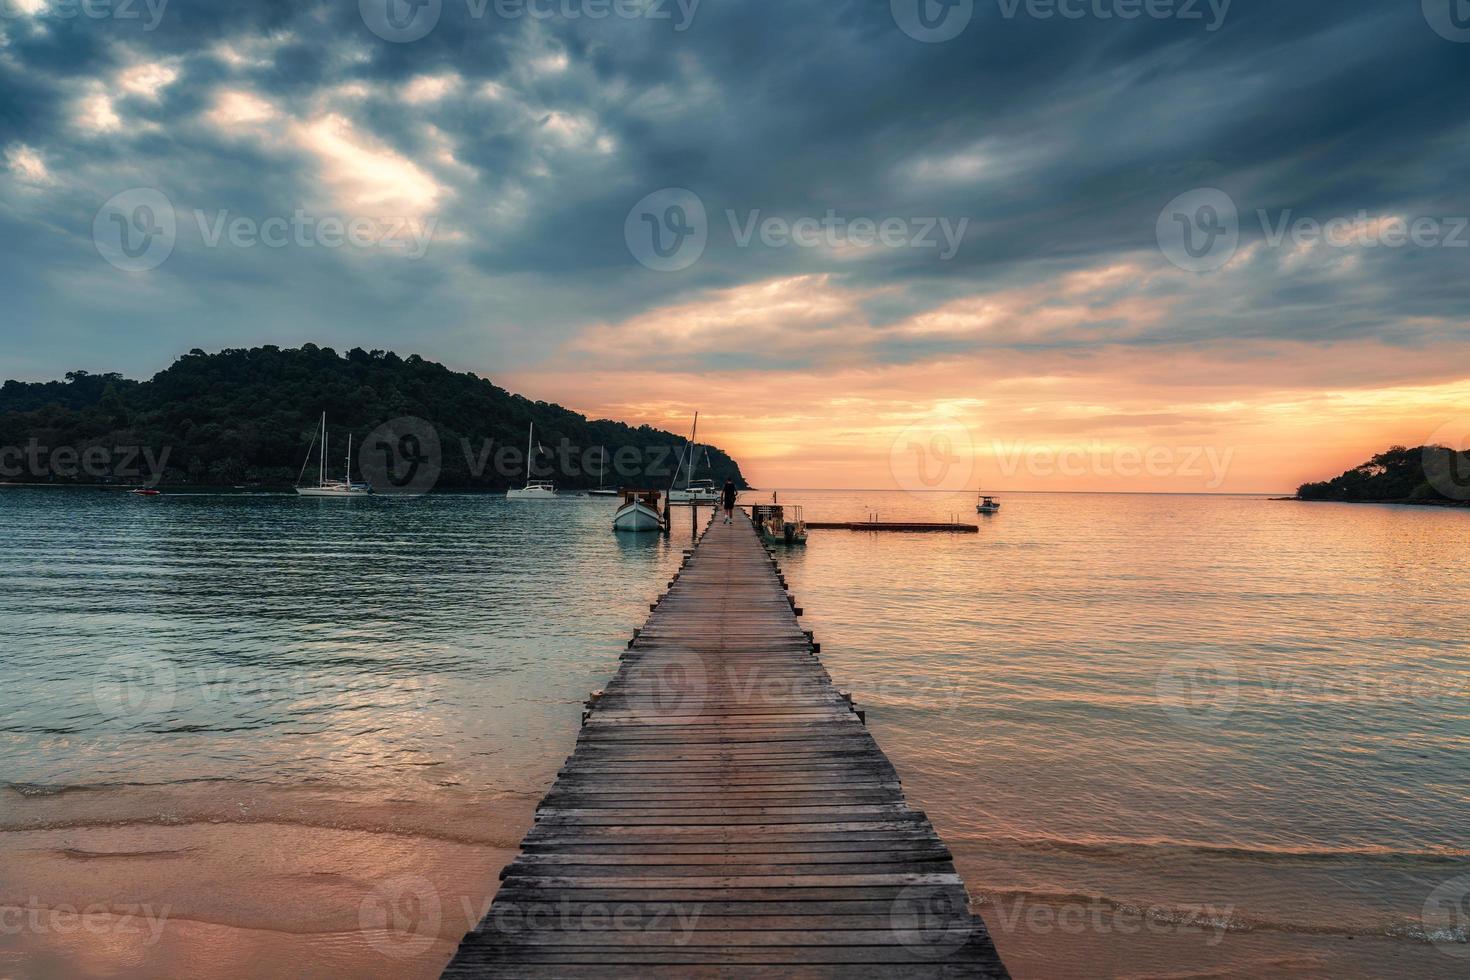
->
(722, 479, 737, 524)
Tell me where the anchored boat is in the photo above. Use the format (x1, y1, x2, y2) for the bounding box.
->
(613, 489, 664, 532)
(976, 494, 1001, 514)
(507, 422, 557, 499)
(671, 477, 719, 503)
(668, 413, 719, 503)
(751, 501, 807, 545)
(588, 446, 619, 496)
(296, 413, 372, 497)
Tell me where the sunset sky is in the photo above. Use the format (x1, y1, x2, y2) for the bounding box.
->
(3, 0, 1468, 492)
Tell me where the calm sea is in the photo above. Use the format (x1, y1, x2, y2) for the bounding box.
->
(2, 488, 1467, 978)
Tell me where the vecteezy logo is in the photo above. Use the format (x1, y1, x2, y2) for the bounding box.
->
(359, 417, 442, 496)
(1423, 419, 1470, 501)
(93, 188, 176, 272)
(1423, 875, 1470, 958)
(92, 652, 178, 720)
(359, 876, 442, 957)
(888, 414, 975, 495)
(890, 884, 974, 958)
(1155, 655, 1238, 728)
(1156, 188, 1239, 273)
(625, 188, 707, 272)
(359, 0, 441, 42)
(891, 0, 973, 42)
(644, 649, 710, 720)
(1424, 0, 1470, 42)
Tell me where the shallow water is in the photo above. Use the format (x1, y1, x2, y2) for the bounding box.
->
(2, 488, 1467, 978)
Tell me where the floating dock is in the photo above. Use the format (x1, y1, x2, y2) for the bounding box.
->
(806, 521, 979, 534)
(441, 512, 1008, 978)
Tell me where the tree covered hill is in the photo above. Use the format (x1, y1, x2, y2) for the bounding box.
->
(0, 345, 747, 490)
(1296, 445, 1469, 504)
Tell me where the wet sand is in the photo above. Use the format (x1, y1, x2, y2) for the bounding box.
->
(6, 785, 1462, 980)
(0, 783, 524, 980)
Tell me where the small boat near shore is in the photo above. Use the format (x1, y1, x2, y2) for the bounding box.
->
(128, 487, 161, 497)
(976, 494, 1001, 514)
(751, 500, 807, 545)
(613, 489, 664, 532)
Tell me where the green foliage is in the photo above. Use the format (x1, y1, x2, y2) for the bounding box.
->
(0, 345, 748, 490)
(1296, 445, 1468, 503)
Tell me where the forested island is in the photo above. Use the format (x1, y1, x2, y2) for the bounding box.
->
(0, 345, 747, 491)
(1296, 445, 1469, 505)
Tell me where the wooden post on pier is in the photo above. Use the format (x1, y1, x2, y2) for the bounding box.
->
(441, 511, 1009, 978)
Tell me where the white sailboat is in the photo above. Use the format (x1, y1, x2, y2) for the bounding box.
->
(674, 477, 718, 502)
(613, 489, 664, 532)
(296, 413, 372, 497)
(588, 446, 619, 496)
(668, 412, 719, 502)
(507, 422, 556, 499)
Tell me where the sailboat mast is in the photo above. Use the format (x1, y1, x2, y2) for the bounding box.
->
(346, 433, 352, 485)
(526, 423, 534, 486)
(598, 446, 605, 489)
(687, 412, 699, 489)
(319, 412, 326, 487)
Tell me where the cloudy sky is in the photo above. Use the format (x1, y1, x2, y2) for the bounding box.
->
(2, 0, 1468, 491)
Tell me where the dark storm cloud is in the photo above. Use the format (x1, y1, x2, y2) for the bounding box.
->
(0, 0, 1467, 380)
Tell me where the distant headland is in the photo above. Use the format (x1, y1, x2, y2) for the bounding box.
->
(1295, 445, 1470, 507)
(0, 345, 747, 491)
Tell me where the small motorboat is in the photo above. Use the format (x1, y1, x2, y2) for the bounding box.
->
(751, 501, 807, 545)
(976, 495, 1001, 514)
(129, 488, 162, 496)
(613, 489, 664, 532)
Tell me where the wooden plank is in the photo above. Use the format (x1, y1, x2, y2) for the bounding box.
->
(441, 512, 1009, 979)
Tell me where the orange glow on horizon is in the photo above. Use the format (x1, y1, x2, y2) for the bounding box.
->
(504, 354, 1470, 495)
(497, 266, 1470, 495)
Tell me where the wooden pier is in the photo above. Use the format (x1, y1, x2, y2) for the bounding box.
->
(442, 512, 1008, 978)
(805, 521, 979, 534)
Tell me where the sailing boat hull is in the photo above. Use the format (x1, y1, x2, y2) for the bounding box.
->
(507, 485, 557, 500)
(297, 486, 371, 497)
(588, 489, 620, 497)
(613, 501, 663, 532)
(669, 488, 719, 502)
